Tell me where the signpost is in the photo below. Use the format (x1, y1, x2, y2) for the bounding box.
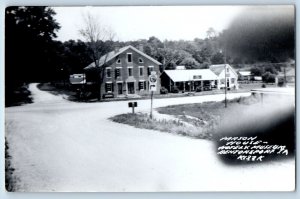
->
(149, 71, 157, 119)
(128, 102, 137, 114)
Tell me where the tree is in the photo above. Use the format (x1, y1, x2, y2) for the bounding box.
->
(264, 65, 278, 75)
(250, 66, 263, 76)
(206, 27, 218, 39)
(262, 72, 276, 83)
(5, 6, 60, 106)
(179, 57, 200, 69)
(79, 13, 116, 100)
(210, 52, 224, 64)
(61, 40, 92, 74)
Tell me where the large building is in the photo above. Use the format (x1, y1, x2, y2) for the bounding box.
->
(84, 45, 162, 97)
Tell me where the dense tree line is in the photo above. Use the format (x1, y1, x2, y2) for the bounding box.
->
(5, 6, 295, 105)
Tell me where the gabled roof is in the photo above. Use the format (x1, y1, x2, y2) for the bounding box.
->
(163, 69, 218, 82)
(84, 45, 162, 70)
(209, 64, 238, 76)
(239, 71, 251, 76)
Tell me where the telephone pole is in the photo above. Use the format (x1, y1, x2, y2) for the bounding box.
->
(221, 48, 227, 108)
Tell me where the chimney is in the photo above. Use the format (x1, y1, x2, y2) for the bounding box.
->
(114, 44, 120, 53)
(138, 44, 144, 52)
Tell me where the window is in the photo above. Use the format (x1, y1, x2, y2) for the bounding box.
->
(106, 68, 111, 78)
(193, 75, 202, 79)
(115, 68, 121, 78)
(127, 53, 132, 63)
(148, 66, 154, 75)
(138, 58, 144, 63)
(139, 81, 144, 90)
(220, 78, 225, 84)
(116, 59, 121, 64)
(139, 67, 144, 76)
(105, 83, 113, 92)
(226, 68, 229, 73)
(128, 68, 133, 76)
(231, 78, 235, 84)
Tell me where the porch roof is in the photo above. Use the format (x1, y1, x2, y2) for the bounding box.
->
(163, 69, 218, 82)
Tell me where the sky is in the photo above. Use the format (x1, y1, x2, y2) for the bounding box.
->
(52, 6, 242, 42)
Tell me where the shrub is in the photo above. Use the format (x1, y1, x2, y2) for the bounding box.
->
(160, 87, 168, 94)
(262, 72, 276, 83)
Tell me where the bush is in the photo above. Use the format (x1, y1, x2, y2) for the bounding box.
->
(196, 86, 202, 92)
(262, 72, 276, 83)
(160, 87, 168, 94)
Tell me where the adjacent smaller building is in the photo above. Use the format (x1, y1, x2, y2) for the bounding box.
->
(238, 71, 252, 81)
(209, 64, 239, 89)
(277, 67, 295, 84)
(161, 69, 218, 92)
(161, 64, 239, 92)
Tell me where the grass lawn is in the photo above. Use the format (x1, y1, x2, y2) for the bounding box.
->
(110, 96, 260, 140)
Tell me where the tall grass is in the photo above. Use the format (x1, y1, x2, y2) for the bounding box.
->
(110, 113, 213, 140)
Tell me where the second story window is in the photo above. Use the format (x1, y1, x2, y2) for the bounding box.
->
(106, 68, 111, 78)
(127, 53, 132, 63)
(139, 67, 144, 76)
(116, 59, 121, 64)
(148, 66, 154, 75)
(115, 68, 121, 78)
(138, 58, 143, 63)
(128, 68, 133, 77)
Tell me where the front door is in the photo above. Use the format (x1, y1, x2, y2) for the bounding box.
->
(117, 83, 123, 94)
(127, 82, 135, 94)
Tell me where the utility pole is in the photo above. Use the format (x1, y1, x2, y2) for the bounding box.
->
(150, 91, 153, 119)
(284, 66, 287, 86)
(221, 48, 227, 108)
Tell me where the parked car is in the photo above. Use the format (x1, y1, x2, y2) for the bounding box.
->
(196, 86, 202, 92)
(203, 85, 212, 91)
(171, 86, 179, 93)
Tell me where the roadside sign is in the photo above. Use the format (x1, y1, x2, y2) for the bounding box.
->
(148, 71, 157, 119)
(128, 102, 137, 107)
(149, 72, 157, 92)
(128, 101, 137, 114)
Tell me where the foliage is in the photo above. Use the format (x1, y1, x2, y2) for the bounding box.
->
(5, 6, 60, 106)
(160, 87, 168, 94)
(250, 66, 263, 76)
(79, 13, 116, 100)
(179, 57, 200, 68)
(262, 72, 276, 83)
(210, 52, 224, 64)
(264, 65, 278, 75)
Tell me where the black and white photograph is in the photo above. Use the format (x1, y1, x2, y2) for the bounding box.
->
(4, 5, 295, 192)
